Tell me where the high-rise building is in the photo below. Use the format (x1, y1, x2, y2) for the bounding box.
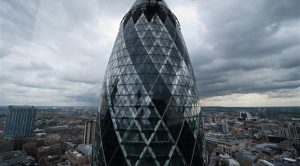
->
(239, 112, 252, 121)
(217, 122, 229, 134)
(3, 106, 36, 139)
(93, 0, 204, 165)
(83, 120, 96, 145)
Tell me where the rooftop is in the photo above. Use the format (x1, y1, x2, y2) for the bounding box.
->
(206, 136, 244, 146)
(132, 0, 169, 9)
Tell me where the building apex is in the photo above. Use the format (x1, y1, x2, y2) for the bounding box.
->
(132, 0, 169, 9)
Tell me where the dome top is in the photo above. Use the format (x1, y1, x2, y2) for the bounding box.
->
(131, 0, 169, 9)
(122, 0, 179, 28)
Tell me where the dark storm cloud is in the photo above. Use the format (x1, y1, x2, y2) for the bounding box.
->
(196, 66, 300, 98)
(196, 0, 300, 58)
(189, 0, 300, 100)
(199, 76, 300, 98)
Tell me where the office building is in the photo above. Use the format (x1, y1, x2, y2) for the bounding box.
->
(77, 144, 92, 162)
(37, 144, 61, 161)
(235, 150, 257, 166)
(272, 157, 298, 166)
(93, 0, 204, 165)
(218, 154, 240, 166)
(22, 141, 37, 158)
(39, 155, 63, 166)
(257, 159, 274, 166)
(57, 161, 71, 166)
(218, 122, 229, 134)
(0, 150, 38, 165)
(239, 112, 252, 121)
(83, 120, 95, 145)
(3, 105, 36, 139)
(205, 136, 248, 159)
(65, 150, 90, 166)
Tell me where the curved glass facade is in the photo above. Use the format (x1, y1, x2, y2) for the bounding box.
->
(93, 0, 204, 165)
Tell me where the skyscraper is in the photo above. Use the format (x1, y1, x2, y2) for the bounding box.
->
(84, 120, 96, 145)
(93, 0, 204, 165)
(3, 105, 36, 139)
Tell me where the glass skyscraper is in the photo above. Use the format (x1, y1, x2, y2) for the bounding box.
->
(93, 0, 204, 165)
(3, 106, 36, 139)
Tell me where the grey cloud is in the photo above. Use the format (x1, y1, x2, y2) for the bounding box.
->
(66, 91, 98, 106)
(196, 0, 300, 58)
(0, 0, 40, 58)
(197, 68, 300, 98)
(0, 0, 105, 105)
(0, 0, 299, 106)
(273, 69, 300, 82)
(61, 76, 99, 85)
(276, 47, 300, 69)
(267, 88, 300, 99)
(0, 0, 39, 39)
(189, 0, 300, 100)
(13, 61, 53, 71)
(14, 82, 65, 90)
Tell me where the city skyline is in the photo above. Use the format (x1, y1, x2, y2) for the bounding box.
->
(1, 0, 300, 107)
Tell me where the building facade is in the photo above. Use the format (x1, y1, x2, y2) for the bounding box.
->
(83, 120, 96, 145)
(65, 149, 90, 166)
(217, 122, 229, 134)
(93, 0, 204, 165)
(0, 139, 13, 153)
(0, 150, 38, 165)
(257, 159, 274, 166)
(3, 105, 36, 139)
(235, 150, 257, 166)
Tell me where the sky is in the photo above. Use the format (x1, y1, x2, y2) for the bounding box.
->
(0, 0, 300, 107)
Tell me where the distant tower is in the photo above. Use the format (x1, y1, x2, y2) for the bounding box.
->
(217, 122, 229, 134)
(93, 0, 204, 165)
(3, 106, 36, 139)
(83, 120, 96, 145)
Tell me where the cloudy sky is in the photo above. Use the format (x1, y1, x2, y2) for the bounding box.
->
(1, 0, 300, 106)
